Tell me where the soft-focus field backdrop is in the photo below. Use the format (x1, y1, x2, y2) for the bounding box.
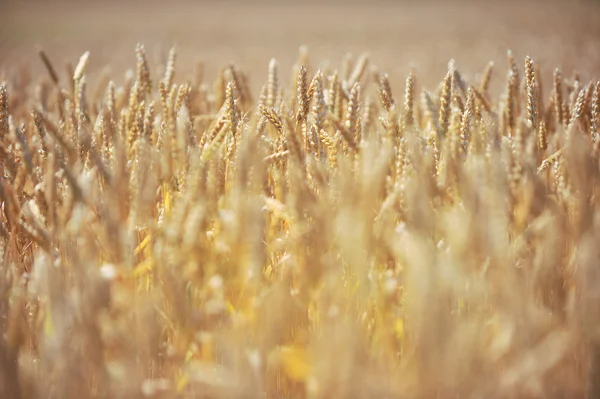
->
(1, 0, 599, 95)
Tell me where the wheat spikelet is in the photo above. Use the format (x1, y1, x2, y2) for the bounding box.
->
(480, 61, 494, 97)
(135, 43, 152, 96)
(117, 107, 128, 148)
(36, 46, 59, 85)
(14, 124, 34, 175)
(283, 115, 304, 164)
(203, 113, 227, 148)
(296, 66, 309, 124)
(158, 79, 169, 120)
(525, 56, 538, 130)
(568, 78, 581, 122)
(421, 90, 437, 131)
(404, 71, 415, 127)
(538, 148, 563, 174)
(379, 73, 394, 112)
(163, 45, 177, 89)
(472, 87, 492, 115)
(582, 82, 594, 136)
(37, 107, 77, 158)
(452, 91, 464, 115)
(569, 86, 587, 129)
(201, 121, 230, 163)
(255, 84, 269, 137)
(553, 68, 564, 128)
(259, 104, 283, 135)
(332, 114, 358, 153)
(98, 111, 112, 163)
(75, 75, 88, 122)
(471, 98, 487, 155)
(460, 88, 475, 150)
(426, 127, 440, 176)
(348, 53, 368, 88)
(438, 71, 452, 138)
(214, 66, 227, 112)
(126, 81, 141, 139)
(362, 96, 376, 140)
(318, 128, 335, 152)
(310, 73, 326, 163)
(329, 71, 340, 118)
(506, 70, 517, 137)
(507, 50, 519, 82)
(450, 60, 467, 96)
(166, 83, 178, 127)
(267, 58, 278, 109)
(536, 63, 545, 114)
(345, 83, 360, 141)
(104, 81, 115, 121)
(592, 81, 599, 143)
(175, 83, 190, 117)
(144, 101, 155, 142)
(31, 109, 48, 158)
(307, 71, 320, 107)
(225, 81, 238, 136)
(0, 83, 8, 137)
(73, 51, 90, 83)
(227, 63, 243, 103)
(448, 106, 463, 161)
(507, 50, 521, 115)
(537, 119, 548, 153)
(264, 150, 289, 163)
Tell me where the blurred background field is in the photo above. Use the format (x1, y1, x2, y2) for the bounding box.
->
(1, 0, 599, 95)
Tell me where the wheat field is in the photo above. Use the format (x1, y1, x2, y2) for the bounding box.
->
(1, 1, 600, 398)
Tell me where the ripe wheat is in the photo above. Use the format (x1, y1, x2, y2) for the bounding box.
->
(0, 45, 599, 399)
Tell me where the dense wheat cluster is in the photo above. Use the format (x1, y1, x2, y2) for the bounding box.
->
(0, 44, 599, 399)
